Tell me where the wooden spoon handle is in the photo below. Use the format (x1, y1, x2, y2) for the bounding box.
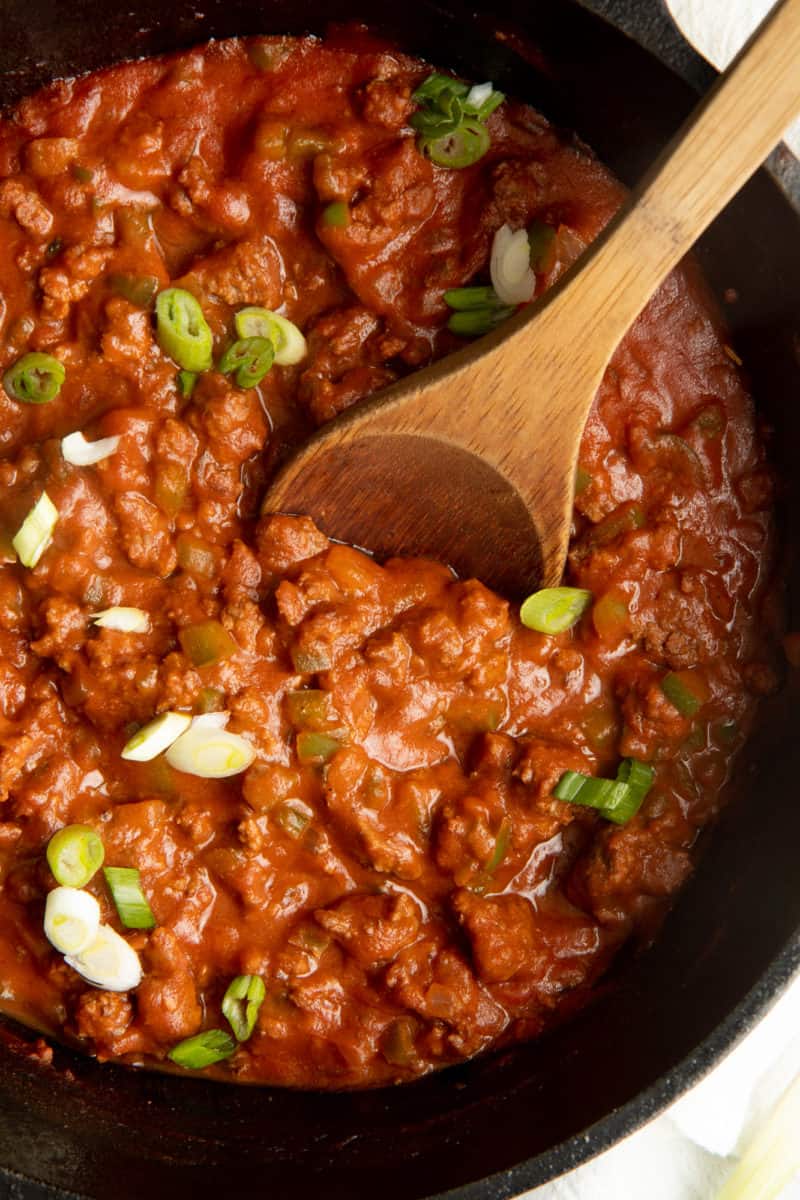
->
(470, 0, 800, 586)
(524, 0, 800, 379)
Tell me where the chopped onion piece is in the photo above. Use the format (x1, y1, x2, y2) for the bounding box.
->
(121, 711, 192, 762)
(12, 491, 58, 568)
(465, 82, 493, 109)
(166, 725, 255, 778)
(44, 886, 101, 956)
(490, 223, 536, 306)
(66, 923, 142, 992)
(92, 606, 150, 633)
(61, 431, 121, 466)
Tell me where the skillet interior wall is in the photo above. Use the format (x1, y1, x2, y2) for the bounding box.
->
(0, 1, 799, 1198)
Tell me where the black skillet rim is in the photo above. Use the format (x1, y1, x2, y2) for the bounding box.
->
(2, 2, 799, 1196)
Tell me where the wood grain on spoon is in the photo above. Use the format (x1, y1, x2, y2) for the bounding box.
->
(264, 0, 800, 598)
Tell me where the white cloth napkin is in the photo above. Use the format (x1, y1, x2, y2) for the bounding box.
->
(523, 4, 800, 1196)
(523, 974, 800, 1199)
(665, 0, 800, 154)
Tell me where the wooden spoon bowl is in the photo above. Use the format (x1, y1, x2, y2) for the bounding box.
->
(266, 0, 800, 597)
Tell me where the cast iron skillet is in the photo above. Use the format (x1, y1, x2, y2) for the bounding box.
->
(1, 1, 799, 1196)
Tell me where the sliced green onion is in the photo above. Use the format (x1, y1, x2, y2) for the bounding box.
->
(233, 307, 275, 340)
(165, 724, 255, 778)
(554, 770, 629, 809)
(596, 787, 648, 825)
(447, 305, 513, 337)
(91, 606, 150, 633)
(604, 759, 655, 823)
(234, 308, 307, 366)
(61, 430, 121, 466)
(615, 758, 654, 794)
(411, 73, 469, 106)
(474, 90, 504, 120)
(44, 886, 101, 956)
(155, 288, 213, 372)
(108, 273, 159, 308)
(444, 286, 502, 311)
(554, 757, 654, 824)
(661, 672, 704, 717)
(47, 824, 105, 887)
(491, 223, 536, 306)
(411, 100, 464, 139)
(411, 73, 503, 137)
(321, 201, 350, 228)
(552, 771, 591, 803)
(12, 492, 58, 568)
(190, 711, 230, 731)
(179, 620, 238, 668)
(168, 1029, 235, 1070)
(65, 923, 142, 992)
(3, 352, 65, 404)
(103, 866, 156, 930)
(121, 711, 192, 762)
(218, 336, 274, 388)
(177, 370, 197, 397)
(420, 118, 490, 168)
(464, 81, 504, 119)
(520, 587, 593, 634)
(411, 75, 469, 138)
(222, 974, 266, 1042)
(412, 73, 498, 169)
(296, 731, 342, 765)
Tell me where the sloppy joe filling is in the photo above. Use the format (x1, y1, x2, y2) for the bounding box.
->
(0, 31, 776, 1087)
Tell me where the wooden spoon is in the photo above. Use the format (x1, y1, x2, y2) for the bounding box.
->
(264, 0, 800, 597)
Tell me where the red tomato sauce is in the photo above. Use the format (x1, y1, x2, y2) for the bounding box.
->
(0, 32, 777, 1087)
